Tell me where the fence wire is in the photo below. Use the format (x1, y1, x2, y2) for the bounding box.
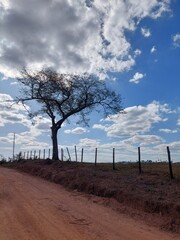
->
(20, 146, 180, 164)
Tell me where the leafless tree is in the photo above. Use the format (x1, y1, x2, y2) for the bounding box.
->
(17, 69, 123, 160)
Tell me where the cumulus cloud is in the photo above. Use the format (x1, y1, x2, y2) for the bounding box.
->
(159, 128, 178, 134)
(0, 131, 49, 149)
(64, 127, 87, 134)
(0, 0, 170, 78)
(141, 27, 151, 37)
(155, 141, 180, 152)
(150, 46, 156, 53)
(0, 119, 51, 152)
(177, 119, 180, 126)
(0, 93, 51, 128)
(93, 101, 173, 138)
(134, 49, 142, 56)
(172, 33, 180, 47)
(0, 93, 51, 150)
(168, 141, 180, 150)
(0, 93, 28, 126)
(79, 138, 100, 148)
(129, 72, 145, 84)
(0, 0, 10, 9)
(10, 81, 18, 85)
(123, 135, 163, 146)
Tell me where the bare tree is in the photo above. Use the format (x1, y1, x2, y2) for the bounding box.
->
(17, 69, 123, 160)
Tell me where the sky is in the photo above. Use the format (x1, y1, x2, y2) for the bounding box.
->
(0, 0, 180, 162)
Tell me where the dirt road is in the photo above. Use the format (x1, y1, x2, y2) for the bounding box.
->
(0, 168, 178, 240)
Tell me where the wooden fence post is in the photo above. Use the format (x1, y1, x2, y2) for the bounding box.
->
(75, 146, 78, 162)
(39, 150, 41, 159)
(61, 148, 64, 161)
(12, 132, 15, 161)
(113, 148, 115, 170)
(95, 148, 97, 166)
(66, 147, 71, 161)
(81, 148, 84, 163)
(48, 149, 51, 159)
(138, 147, 142, 174)
(30, 151, 32, 159)
(27, 151, 29, 160)
(34, 150, 36, 159)
(43, 149, 45, 159)
(166, 146, 174, 179)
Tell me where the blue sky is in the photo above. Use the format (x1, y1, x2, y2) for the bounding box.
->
(0, 0, 180, 162)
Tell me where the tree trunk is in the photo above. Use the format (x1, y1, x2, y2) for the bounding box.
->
(51, 126, 59, 160)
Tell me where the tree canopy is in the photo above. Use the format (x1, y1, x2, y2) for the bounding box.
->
(17, 69, 123, 160)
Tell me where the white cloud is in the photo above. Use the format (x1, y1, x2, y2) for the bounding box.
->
(64, 127, 87, 134)
(0, 93, 29, 126)
(0, 132, 49, 149)
(0, 93, 51, 150)
(0, 0, 9, 9)
(129, 72, 145, 84)
(134, 49, 141, 56)
(10, 81, 18, 85)
(79, 138, 100, 148)
(0, 93, 51, 130)
(155, 141, 180, 152)
(123, 135, 163, 146)
(141, 27, 151, 37)
(93, 101, 173, 138)
(93, 124, 107, 131)
(159, 128, 178, 134)
(0, 0, 171, 78)
(177, 119, 180, 126)
(150, 46, 156, 53)
(172, 33, 180, 47)
(168, 141, 180, 150)
(32, 116, 51, 131)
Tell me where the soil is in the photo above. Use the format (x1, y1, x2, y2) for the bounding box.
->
(1, 159, 180, 238)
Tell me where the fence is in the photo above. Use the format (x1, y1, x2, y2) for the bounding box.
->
(17, 145, 180, 178)
(20, 145, 180, 163)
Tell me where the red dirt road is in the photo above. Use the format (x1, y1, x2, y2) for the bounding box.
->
(0, 168, 178, 240)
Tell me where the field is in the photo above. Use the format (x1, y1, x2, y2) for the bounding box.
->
(1, 159, 180, 233)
